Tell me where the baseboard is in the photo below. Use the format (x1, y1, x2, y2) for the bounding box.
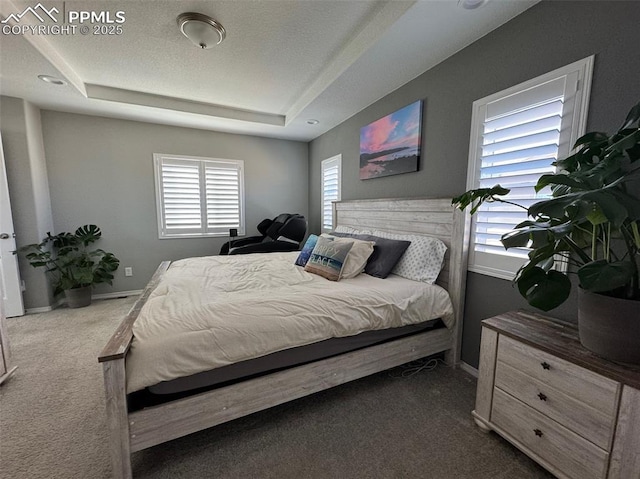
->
(25, 290, 142, 314)
(25, 305, 55, 314)
(92, 290, 143, 300)
(460, 361, 478, 378)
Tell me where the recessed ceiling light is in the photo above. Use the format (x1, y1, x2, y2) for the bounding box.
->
(458, 0, 489, 9)
(38, 75, 67, 85)
(306, 119, 319, 125)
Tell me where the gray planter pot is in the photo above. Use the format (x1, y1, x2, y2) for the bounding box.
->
(65, 286, 92, 309)
(578, 288, 640, 365)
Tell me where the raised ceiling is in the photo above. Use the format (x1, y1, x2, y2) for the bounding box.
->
(0, 0, 538, 141)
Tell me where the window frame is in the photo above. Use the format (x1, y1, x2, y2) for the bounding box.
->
(465, 56, 594, 280)
(153, 153, 245, 239)
(321, 155, 342, 233)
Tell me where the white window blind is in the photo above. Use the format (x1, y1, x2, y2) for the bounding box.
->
(154, 154, 244, 238)
(321, 155, 341, 232)
(465, 57, 593, 279)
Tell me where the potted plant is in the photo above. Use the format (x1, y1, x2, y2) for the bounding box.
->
(453, 102, 640, 364)
(19, 225, 120, 308)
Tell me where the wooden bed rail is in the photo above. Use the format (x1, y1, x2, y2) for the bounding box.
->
(99, 261, 171, 363)
(127, 327, 453, 452)
(99, 261, 171, 478)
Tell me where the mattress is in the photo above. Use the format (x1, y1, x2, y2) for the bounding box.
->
(127, 320, 443, 411)
(126, 252, 454, 393)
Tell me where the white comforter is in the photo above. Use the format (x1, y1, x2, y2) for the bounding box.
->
(126, 252, 454, 392)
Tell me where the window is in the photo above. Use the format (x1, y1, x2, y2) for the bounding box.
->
(465, 57, 593, 279)
(153, 154, 244, 238)
(321, 155, 341, 232)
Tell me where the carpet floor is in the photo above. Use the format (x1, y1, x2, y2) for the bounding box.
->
(0, 297, 552, 479)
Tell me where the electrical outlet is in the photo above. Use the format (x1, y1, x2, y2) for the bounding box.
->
(124, 267, 133, 277)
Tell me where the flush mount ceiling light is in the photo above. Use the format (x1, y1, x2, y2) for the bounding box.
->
(177, 12, 226, 49)
(458, 0, 489, 9)
(306, 119, 320, 125)
(38, 74, 67, 85)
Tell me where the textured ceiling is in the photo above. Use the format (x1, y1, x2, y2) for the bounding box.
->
(0, 0, 539, 141)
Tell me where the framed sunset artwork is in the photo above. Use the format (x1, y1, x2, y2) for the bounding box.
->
(359, 100, 423, 180)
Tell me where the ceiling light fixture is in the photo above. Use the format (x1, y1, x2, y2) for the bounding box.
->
(38, 74, 67, 85)
(177, 12, 226, 49)
(458, 0, 489, 10)
(306, 119, 319, 125)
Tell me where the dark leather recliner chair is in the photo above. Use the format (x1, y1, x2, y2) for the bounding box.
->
(219, 213, 307, 255)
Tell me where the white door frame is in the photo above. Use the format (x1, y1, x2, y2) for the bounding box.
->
(0, 133, 25, 317)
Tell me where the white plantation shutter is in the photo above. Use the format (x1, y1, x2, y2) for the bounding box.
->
(160, 160, 202, 232)
(321, 155, 341, 231)
(477, 84, 564, 261)
(466, 57, 593, 279)
(205, 164, 241, 231)
(154, 154, 244, 238)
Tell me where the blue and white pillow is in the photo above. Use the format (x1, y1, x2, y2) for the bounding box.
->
(295, 234, 321, 266)
(304, 235, 353, 281)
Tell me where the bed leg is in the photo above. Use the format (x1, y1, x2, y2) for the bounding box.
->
(103, 359, 132, 479)
(444, 348, 460, 368)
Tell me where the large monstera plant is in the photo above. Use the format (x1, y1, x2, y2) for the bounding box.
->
(453, 102, 640, 312)
(19, 224, 120, 295)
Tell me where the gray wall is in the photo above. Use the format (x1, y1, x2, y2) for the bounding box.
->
(1, 97, 55, 309)
(33, 112, 308, 303)
(308, 1, 640, 367)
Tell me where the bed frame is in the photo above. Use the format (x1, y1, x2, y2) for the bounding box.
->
(99, 197, 469, 478)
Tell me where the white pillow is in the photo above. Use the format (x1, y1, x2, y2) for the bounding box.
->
(321, 234, 375, 279)
(369, 230, 447, 284)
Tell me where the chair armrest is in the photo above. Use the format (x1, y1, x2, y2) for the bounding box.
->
(228, 241, 301, 255)
(228, 236, 263, 248)
(219, 235, 263, 255)
(276, 235, 299, 244)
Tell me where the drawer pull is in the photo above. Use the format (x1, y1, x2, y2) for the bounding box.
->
(537, 392, 547, 401)
(540, 361, 551, 370)
(534, 428, 544, 437)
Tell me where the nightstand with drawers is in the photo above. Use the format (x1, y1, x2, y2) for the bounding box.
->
(473, 311, 640, 479)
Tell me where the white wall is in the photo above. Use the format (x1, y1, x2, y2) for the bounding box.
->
(0, 96, 55, 310)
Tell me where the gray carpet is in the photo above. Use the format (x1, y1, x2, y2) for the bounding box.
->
(0, 297, 552, 479)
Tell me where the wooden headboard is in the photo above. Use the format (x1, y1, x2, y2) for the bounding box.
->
(333, 197, 470, 364)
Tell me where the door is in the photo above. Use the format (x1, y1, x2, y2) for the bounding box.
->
(0, 134, 25, 317)
(0, 274, 6, 377)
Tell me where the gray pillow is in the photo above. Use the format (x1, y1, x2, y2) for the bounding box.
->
(331, 232, 411, 279)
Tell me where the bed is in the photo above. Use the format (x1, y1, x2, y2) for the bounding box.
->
(99, 197, 470, 478)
